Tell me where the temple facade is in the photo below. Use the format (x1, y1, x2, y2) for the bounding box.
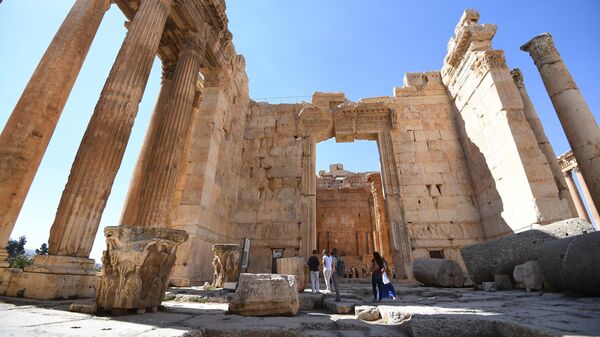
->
(1, 1, 599, 298)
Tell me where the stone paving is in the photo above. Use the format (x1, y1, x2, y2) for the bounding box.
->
(0, 281, 599, 336)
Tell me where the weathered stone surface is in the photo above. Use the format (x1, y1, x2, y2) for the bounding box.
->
(355, 305, 381, 321)
(298, 292, 323, 310)
(96, 226, 188, 310)
(413, 258, 465, 287)
(482, 282, 497, 292)
(228, 273, 299, 316)
(69, 302, 97, 314)
(494, 274, 513, 290)
(513, 260, 543, 291)
(461, 218, 594, 283)
(211, 244, 240, 288)
(276, 257, 308, 292)
(323, 298, 357, 314)
(538, 231, 600, 296)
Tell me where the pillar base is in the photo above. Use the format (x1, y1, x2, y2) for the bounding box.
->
(0, 267, 97, 300)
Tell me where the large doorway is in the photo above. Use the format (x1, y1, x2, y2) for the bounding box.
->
(315, 139, 393, 277)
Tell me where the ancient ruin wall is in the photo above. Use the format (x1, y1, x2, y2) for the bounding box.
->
(169, 55, 250, 284)
(233, 103, 314, 273)
(441, 11, 571, 239)
(383, 72, 484, 266)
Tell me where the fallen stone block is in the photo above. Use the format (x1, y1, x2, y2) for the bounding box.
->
(323, 299, 356, 314)
(69, 302, 97, 314)
(482, 282, 497, 292)
(412, 258, 465, 287)
(513, 260, 543, 291)
(538, 231, 600, 296)
(378, 307, 412, 324)
(276, 257, 308, 292)
(494, 274, 513, 290)
(461, 218, 594, 283)
(355, 305, 380, 321)
(228, 273, 299, 316)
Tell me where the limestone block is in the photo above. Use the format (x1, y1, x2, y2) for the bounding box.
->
(413, 258, 465, 288)
(276, 257, 308, 293)
(96, 226, 188, 311)
(538, 231, 600, 296)
(212, 244, 241, 288)
(298, 292, 323, 310)
(323, 298, 357, 314)
(513, 260, 543, 291)
(355, 305, 381, 321)
(460, 218, 594, 283)
(493, 274, 513, 290)
(482, 282, 497, 292)
(228, 273, 299, 316)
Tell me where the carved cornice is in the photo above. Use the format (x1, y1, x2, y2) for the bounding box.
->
(521, 33, 561, 68)
(557, 149, 578, 172)
(470, 50, 507, 77)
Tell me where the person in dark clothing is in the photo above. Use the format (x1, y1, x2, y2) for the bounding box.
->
(307, 249, 320, 293)
(370, 251, 385, 302)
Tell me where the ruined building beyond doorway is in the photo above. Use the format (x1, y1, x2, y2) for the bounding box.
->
(1, 2, 600, 299)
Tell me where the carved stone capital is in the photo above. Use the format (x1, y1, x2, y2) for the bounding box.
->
(176, 31, 205, 54)
(161, 61, 176, 81)
(212, 244, 241, 288)
(510, 68, 524, 88)
(470, 50, 507, 77)
(521, 33, 561, 67)
(97, 225, 188, 310)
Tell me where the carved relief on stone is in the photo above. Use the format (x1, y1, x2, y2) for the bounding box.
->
(297, 105, 334, 142)
(212, 244, 241, 288)
(96, 225, 188, 311)
(520, 33, 561, 67)
(469, 50, 507, 77)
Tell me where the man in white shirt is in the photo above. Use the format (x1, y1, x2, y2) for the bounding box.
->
(322, 249, 333, 292)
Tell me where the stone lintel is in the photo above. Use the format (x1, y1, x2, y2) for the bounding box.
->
(0, 267, 96, 300)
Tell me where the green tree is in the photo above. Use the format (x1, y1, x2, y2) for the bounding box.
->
(9, 255, 32, 269)
(35, 243, 48, 255)
(6, 236, 26, 258)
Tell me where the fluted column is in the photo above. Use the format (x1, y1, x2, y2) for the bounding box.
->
(522, 33, 600, 213)
(575, 169, 600, 225)
(120, 61, 176, 226)
(135, 33, 204, 227)
(48, 0, 173, 258)
(563, 170, 590, 222)
(0, 0, 110, 267)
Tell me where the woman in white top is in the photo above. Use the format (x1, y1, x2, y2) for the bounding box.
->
(322, 249, 333, 292)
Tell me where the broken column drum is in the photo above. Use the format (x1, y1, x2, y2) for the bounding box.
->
(212, 244, 241, 288)
(97, 225, 188, 311)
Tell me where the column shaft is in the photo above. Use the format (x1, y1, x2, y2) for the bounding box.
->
(0, 0, 110, 264)
(564, 170, 590, 222)
(48, 0, 173, 257)
(511, 69, 577, 217)
(120, 63, 175, 225)
(575, 169, 600, 225)
(136, 38, 204, 227)
(522, 33, 600, 213)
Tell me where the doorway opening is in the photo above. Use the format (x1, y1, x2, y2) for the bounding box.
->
(315, 138, 393, 278)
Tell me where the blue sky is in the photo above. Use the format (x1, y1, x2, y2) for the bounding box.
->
(1, 1, 598, 260)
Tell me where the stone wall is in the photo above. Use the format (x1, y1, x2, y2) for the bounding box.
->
(168, 55, 250, 284)
(233, 102, 314, 273)
(441, 10, 571, 239)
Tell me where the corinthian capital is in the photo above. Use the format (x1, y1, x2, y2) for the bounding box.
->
(520, 33, 561, 67)
(176, 30, 205, 54)
(510, 68, 524, 88)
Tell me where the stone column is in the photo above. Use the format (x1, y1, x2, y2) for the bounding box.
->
(48, 0, 173, 259)
(563, 170, 591, 222)
(510, 69, 577, 217)
(574, 169, 600, 225)
(522, 33, 600, 212)
(0, 0, 111, 267)
(376, 131, 413, 279)
(135, 33, 204, 228)
(120, 61, 176, 226)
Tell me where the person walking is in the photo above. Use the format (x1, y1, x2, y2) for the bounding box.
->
(381, 256, 396, 300)
(370, 251, 385, 302)
(322, 249, 333, 292)
(307, 249, 320, 293)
